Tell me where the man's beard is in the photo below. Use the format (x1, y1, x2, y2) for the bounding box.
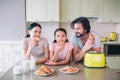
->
(75, 32, 84, 38)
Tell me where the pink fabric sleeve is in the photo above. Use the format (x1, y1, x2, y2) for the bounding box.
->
(68, 42, 73, 50)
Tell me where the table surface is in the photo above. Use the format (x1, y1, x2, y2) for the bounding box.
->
(0, 62, 120, 80)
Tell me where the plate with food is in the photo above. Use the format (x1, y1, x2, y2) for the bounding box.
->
(34, 65, 54, 77)
(59, 66, 79, 74)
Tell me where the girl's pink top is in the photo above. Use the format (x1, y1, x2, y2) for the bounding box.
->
(49, 42, 73, 61)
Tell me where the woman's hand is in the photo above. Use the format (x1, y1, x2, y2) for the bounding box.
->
(28, 38, 38, 49)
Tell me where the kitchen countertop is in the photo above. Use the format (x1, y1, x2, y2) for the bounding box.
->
(0, 62, 120, 80)
(0, 41, 21, 45)
(101, 41, 120, 44)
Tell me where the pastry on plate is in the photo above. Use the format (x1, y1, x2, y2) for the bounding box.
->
(60, 66, 79, 74)
(40, 65, 52, 74)
(34, 65, 53, 75)
(62, 67, 78, 73)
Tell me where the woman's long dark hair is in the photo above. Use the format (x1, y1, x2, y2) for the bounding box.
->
(25, 23, 42, 38)
(53, 28, 69, 43)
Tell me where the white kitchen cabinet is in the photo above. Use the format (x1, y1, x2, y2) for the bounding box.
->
(26, 0, 59, 22)
(106, 57, 120, 69)
(26, 0, 44, 21)
(60, 0, 100, 22)
(60, 0, 80, 22)
(0, 42, 21, 72)
(45, 0, 59, 22)
(99, 0, 120, 22)
(79, 0, 100, 17)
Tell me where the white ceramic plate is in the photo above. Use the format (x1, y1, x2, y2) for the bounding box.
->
(59, 66, 79, 75)
(34, 69, 54, 77)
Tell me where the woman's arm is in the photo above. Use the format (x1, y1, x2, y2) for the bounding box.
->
(36, 47, 49, 64)
(22, 40, 35, 59)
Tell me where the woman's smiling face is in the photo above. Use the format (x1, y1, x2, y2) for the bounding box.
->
(29, 26, 41, 39)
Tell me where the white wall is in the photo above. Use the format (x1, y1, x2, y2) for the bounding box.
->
(60, 19, 117, 40)
(26, 19, 119, 43)
(0, 0, 26, 41)
(26, 22, 59, 43)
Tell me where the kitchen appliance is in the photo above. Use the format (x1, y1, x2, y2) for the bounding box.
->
(84, 51, 106, 68)
(104, 44, 120, 55)
(109, 32, 117, 41)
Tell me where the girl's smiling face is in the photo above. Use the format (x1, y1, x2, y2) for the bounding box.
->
(55, 31, 67, 44)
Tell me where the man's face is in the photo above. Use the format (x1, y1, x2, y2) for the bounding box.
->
(73, 23, 85, 38)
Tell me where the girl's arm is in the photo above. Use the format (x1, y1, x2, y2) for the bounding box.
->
(36, 47, 49, 64)
(47, 49, 72, 66)
(50, 45, 64, 62)
(50, 50, 60, 62)
(55, 49, 72, 65)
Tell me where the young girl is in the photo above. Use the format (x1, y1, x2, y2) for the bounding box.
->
(45, 28, 73, 65)
(21, 23, 49, 64)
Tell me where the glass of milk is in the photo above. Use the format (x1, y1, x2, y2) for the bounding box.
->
(30, 59, 36, 71)
(23, 59, 30, 73)
(13, 50, 23, 75)
(13, 66, 22, 74)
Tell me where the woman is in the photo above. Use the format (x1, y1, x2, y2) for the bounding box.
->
(21, 23, 49, 64)
(45, 28, 73, 65)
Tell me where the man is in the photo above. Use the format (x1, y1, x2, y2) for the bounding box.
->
(70, 17, 101, 62)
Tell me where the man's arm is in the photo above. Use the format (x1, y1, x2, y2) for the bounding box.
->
(73, 38, 95, 62)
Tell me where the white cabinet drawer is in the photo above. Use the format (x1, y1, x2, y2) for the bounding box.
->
(106, 57, 120, 69)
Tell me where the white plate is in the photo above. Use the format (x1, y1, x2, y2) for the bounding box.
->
(34, 69, 54, 77)
(59, 66, 79, 75)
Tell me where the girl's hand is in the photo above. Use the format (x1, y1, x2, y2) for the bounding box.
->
(56, 45, 64, 52)
(45, 60, 56, 66)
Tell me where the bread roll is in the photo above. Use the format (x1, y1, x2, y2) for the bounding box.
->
(58, 41, 64, 46)
(34, 65, 52, 75)
(89, 33, 94, 40)
(40, 65, 52, 74)
(34, 37, 40, 42)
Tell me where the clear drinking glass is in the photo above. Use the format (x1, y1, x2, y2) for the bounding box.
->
(23, 59, 30, 73)
(30, 59, 36, 71)
(13, 50, 23, 75)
